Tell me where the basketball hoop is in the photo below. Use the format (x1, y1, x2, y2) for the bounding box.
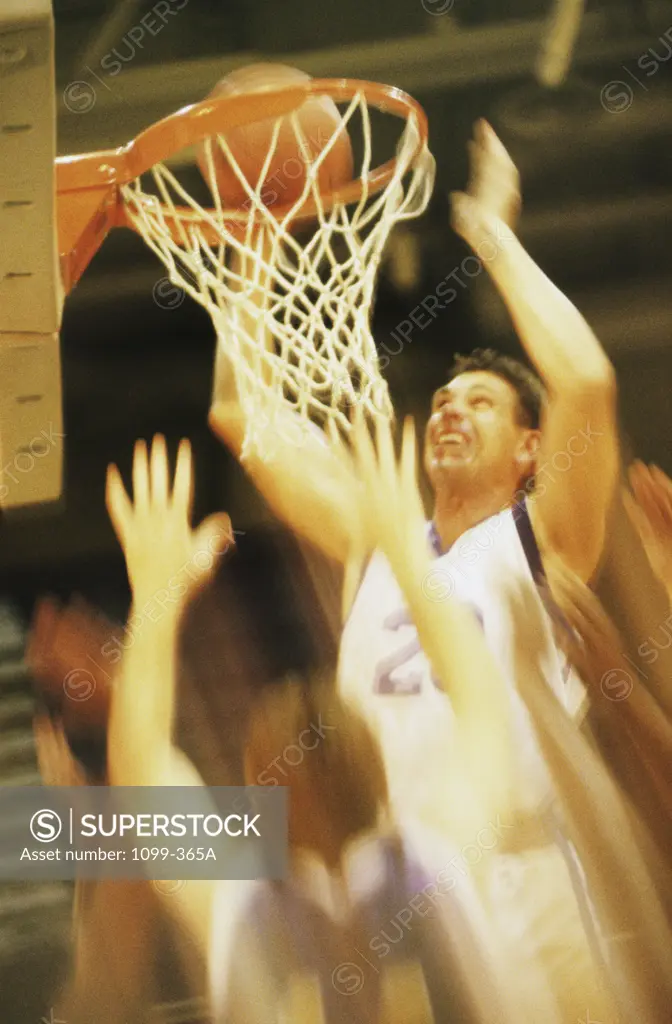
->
(57, 78, 434, 457)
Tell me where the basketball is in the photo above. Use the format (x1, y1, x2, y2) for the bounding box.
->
(196, 63, 354, 211)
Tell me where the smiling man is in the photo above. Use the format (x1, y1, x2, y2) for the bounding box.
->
(425, 349, 543, 554)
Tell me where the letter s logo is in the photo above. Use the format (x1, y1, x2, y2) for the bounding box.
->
(30, 809, 62, 842)
(256, 770, 278, 787)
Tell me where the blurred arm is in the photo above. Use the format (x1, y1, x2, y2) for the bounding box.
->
(210, 394, 363, 569)
(105, 437, 233, 958)
(453, 122, 618, 582)
(626, 462, 672, 603)
(390, 537, 515, 837)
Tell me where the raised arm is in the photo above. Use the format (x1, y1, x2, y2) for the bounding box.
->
(452, 121, 618, 582)
(105, 435, 233, 953)
(351, 415, 515, 839)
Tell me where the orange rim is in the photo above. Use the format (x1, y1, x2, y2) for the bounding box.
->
(56, 78, 429, 291)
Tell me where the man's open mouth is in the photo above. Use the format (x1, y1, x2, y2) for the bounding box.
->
(431, 424, 475, 465)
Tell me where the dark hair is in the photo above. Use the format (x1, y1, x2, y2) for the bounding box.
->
(245, 675, 388, 842)
(447, 349, 544, 430)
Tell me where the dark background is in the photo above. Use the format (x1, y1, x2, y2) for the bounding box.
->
(1, 0, 672, 1020)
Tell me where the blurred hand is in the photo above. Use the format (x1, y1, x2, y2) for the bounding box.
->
(625, 461, 672, 596)
(34, 713, 87, 787)
(451, 120, 520, 255)
(466, 119, 521, 230)
(106, 435, 234, 604)
(349, 413, 427, 570)
(543, 555, 625, 687)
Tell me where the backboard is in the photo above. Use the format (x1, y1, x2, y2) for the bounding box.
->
(0, 1, 63, 509)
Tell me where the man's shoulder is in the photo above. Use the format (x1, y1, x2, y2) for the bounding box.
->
(447, 500, 534, 570)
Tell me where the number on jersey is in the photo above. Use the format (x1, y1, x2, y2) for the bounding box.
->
(374, 604, 484, 696)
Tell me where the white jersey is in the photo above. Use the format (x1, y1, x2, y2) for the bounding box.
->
(209, 824, 511, 1024)
(338, 500, 587, 829)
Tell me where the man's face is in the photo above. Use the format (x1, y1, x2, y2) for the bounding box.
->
(424, 370, 538, 496)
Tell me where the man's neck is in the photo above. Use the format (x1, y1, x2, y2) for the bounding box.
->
(432, 484, 515, 553)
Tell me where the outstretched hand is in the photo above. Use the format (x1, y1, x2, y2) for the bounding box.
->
(451, 119, 520, 256)
(349, 413, 427, 570)
(34, 713, 87, 788)
(106, 435, 234, 604)
(625, 461, 672, 595)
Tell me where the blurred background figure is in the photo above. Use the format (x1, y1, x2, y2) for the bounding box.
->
(509, 563, 672, 1022)
(626, 461, 672, 603)
(32, 712, 178, 1024)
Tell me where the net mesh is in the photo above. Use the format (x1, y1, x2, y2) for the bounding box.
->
(120, 89, 434, 458)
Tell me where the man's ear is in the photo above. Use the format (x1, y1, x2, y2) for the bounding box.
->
(515, 429, 541, 478)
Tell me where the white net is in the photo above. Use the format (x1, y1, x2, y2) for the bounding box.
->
(120, 88, 435, 458)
